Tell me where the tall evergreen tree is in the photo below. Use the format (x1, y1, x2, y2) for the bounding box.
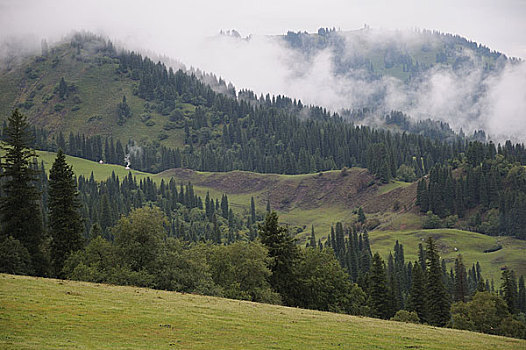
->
(454, 254, 469, 302)
(99, 193, 112, 238)
(418, 243, 426, 271)
(357, 207, 366, 224)
(424, 237, 451, 326)
(48, 149, 84, 277)
(250, 196, 256, 224)
(258, 212, 298, 305)
(518, 275, 526, 314)
(0, 109, 46, 275)
(501, 269, 518, 314)
(368, 252, 393, 319)
(408, 262, 426, 322)
(308, 225, 316, 248)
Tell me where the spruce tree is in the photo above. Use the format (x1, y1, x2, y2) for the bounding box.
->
(424, 237, 451, 326)
(212, 214, 221, 244)
(99, 193, 112, 238)
(48, 149, 84, 277)
(518, 275, 526, 314)
(0, 109, 46, 275)
(258, 212, 298, 305)
(368, 252, 393, 319)
(308, 225, 316, 248)
(418, 243, 426, 271)
(501, 269, 518, 314)
(250, 196, 256, 224)
(408, 262, 426, 322)
(454, 255, 468, 302)
(357, 207, 366, 224)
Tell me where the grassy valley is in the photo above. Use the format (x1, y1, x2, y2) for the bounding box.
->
(34, 150, 526, 283)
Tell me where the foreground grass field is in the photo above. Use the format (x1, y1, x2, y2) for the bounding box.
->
(1, 274, 524, 349)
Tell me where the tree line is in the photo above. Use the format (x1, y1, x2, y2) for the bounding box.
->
(417, 141, 526, 239)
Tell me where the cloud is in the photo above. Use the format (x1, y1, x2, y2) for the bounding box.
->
(188, 30, 526, 141)
(483, 62, 526, 141)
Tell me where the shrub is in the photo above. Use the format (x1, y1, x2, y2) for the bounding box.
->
(423, 211, 441, 229)
(397, 164, 417, 182)
(0, 236, 32, 275)
(390, 310, 420, 324)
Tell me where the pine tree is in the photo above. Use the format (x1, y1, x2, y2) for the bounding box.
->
(357, 207, 366, 224)
(408, 262, 426, 322)
(518, 275, 526, 314)
(424, 237, 451, 326)
(454, 255, 468, 302)
(48, 149, 84, 277)
(501, 269, 518, 314)
(220, 194, 229, 219)
(99, 193, 112, 238)
(418, 243, 426, 271)
(308, 225, 316, 248)
(58, 77, 68, 100)
(212, 214, 221, 244)
(250, 196, 256, 224)
(0, 109, 46, 275)
(258, 212, 298, 305)
(368, 252, 393, 319)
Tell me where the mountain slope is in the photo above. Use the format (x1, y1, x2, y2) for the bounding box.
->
(281, 27, 508, 83)
(0, 33, 468, 178)
(0, 35, 186, 149)
(1, 274, 524, 349)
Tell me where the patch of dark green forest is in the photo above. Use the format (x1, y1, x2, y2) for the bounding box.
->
(416, 141, 526, 239)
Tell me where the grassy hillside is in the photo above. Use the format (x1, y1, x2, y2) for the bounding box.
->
(1, 274, 524, 349)
(34, 151, 526, 281)
(36, 150, 149, 181)
(369, 229, 526, 283)
(0, 40, 187, 149)
(35, 150, 419, 234)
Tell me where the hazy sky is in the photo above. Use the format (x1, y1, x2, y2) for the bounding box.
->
(1, 0, 525, 59)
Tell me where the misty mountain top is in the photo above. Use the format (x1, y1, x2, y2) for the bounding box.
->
(1, 27, 525, 142)
(281, 27, 517, 79)
(214, 27, 525, 142)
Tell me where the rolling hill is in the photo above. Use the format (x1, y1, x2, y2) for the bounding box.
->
(35, 150, 526, 282)
(1, 274, 524, 349)
(0, 35, 187, 149)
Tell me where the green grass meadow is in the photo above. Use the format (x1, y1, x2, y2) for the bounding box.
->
(1, 274, 524, 349)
